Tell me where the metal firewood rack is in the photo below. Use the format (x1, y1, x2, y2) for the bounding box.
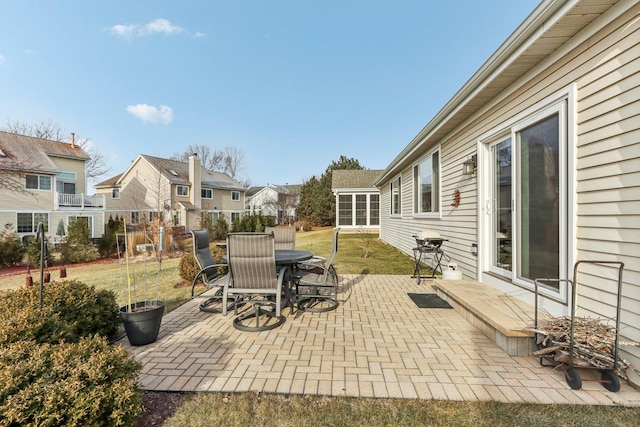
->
(534, 260, 624, 391)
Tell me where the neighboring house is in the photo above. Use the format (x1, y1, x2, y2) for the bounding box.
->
(245, 183, 301, 224)
(0, 131, 105, 241)
(374, 0, 640, 367)
(95, 154, 246, 231)
(331, 169, 383, 230)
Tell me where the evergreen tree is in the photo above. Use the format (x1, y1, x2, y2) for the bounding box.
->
(299, 155, 365, 226)
(61, 218, 98, 263)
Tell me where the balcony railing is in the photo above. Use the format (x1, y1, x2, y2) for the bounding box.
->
(56, 193, 105, 209)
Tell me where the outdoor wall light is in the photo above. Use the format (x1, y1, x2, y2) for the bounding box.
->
(471, 243, 478, 256)
(462, 154, 477, 176)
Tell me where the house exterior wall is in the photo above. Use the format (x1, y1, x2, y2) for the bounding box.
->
(377, 3, 639, 364)
(98, 156, 246, 231)
(1, 152, 104, 239)
(50, 156, 88, 195)
(246, 188, 279, 218)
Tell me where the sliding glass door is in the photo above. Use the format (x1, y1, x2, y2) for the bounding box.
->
(487, 103, 566, 292)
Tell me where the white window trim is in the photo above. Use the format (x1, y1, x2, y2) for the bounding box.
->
(390, 175, 402, 217)
(16, 211, 49, 233)
(201, 188, 213, 199)
(25, 174, 52, 191)
(412, 146, 441, 218)
(477, 84, 576, 306)
(112, 188, 120, 199)
(176, 185, 189, 197)
(231, 191, 240, 201)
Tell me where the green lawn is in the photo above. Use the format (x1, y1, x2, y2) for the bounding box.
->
(2, 228, 638, 426)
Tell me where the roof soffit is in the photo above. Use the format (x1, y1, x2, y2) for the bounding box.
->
(376, 0, 619, 185)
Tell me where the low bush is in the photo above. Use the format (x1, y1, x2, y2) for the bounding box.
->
(61, 219, 99, 264)
(179, 252, 199, 284)
(179, 245, 227, 284)
(24, 237, 56, 268)
(0, 223, 26, 267)
(0, 280, 120, 346)
(0, 336, 142, 427)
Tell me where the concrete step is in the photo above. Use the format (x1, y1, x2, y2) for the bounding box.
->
(432, 279, 547, 356)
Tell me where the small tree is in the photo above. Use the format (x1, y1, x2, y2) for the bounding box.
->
(99, 215, 124, 258)
(61, 219, 98, 264)
(0, 224, 26, 267)
(212, 216, 229, 241)
(25, 237, 55, 269)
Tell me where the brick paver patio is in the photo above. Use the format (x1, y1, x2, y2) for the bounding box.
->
(120, 274, 640, 406)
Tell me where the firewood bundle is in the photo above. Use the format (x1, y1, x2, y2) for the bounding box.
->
(532, 316, 638, 380)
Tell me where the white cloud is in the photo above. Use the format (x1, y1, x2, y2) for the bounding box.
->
(126, 104, 173, 124)
(110, 24, 137, 39)
(193, 32, 206, 38)
(109, 19, 185, 39)
(140, 19, 183, 36)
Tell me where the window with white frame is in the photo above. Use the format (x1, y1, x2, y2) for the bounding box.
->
(483, 99, 568, 294)
(17, 212, 49, 233)
(355, 194, 367, 226)
(176, 185, 189, 197)
(390, 176, 401, 215)
(25, 174, 52, 191)
(201, 188, 213, 199)
(112, 188, 120, 199)
(230, 212, 241, 222)
(131, 211, 140, 224)
(370, 194, 380, 226)
(206, 211, 220, 222)
(413, 150, 439, 214)
(231, 191, 240, 201)
(56, 172, 76, 194)
(338, 195, 352, 226)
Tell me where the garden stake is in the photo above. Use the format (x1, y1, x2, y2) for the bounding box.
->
(124, 219, 132, 311)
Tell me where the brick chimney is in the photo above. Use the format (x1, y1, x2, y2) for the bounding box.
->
(189, 153, 201, 209)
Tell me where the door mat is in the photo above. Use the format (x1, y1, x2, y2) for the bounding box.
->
(407, 293, 453, 309)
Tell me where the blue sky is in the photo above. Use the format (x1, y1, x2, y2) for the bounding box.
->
(1, 0, 539, 189)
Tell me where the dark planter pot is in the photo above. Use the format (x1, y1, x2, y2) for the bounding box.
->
(120, 301, 165, 346)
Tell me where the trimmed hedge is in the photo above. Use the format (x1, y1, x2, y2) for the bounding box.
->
(0, 336, 142, 426)
(0, 280, 120, 346)
(0, 280, 143, 426)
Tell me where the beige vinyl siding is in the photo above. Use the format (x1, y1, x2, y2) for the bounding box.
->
(573, 5, 640, 348)
(378, 2, 639, 360)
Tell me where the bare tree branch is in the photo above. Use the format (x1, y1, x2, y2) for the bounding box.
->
(2, 118, 111, 182)
(222, 146, 245, 179)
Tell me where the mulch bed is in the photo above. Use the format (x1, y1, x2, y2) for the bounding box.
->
(137, 391, 185, 427)
(0, 258, 120, 278)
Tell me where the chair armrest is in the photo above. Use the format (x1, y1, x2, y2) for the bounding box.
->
(192, 263, 228, 295)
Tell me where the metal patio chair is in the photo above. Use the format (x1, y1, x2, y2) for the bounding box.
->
(411, 230, 450, 284)
(265, 226, 296, 250)
(295, 227, 340, 312)
(190, 229, 234, 313)
(222, 232, 288, 331)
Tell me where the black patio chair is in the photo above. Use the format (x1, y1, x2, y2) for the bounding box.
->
(190, 229, 233, 313)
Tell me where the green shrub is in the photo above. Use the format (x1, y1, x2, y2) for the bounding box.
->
(179, 252, 199, 283)
(179, 245, 227, 284)
(0, 336, 142, 427)
(0, 223, 26, 267)
(25, 237, 55, 268)
(99, 215, 124, 257)
(212, 216, 229, 241)
(61, 219, 99, 264)
(0, 280, 120, 346)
